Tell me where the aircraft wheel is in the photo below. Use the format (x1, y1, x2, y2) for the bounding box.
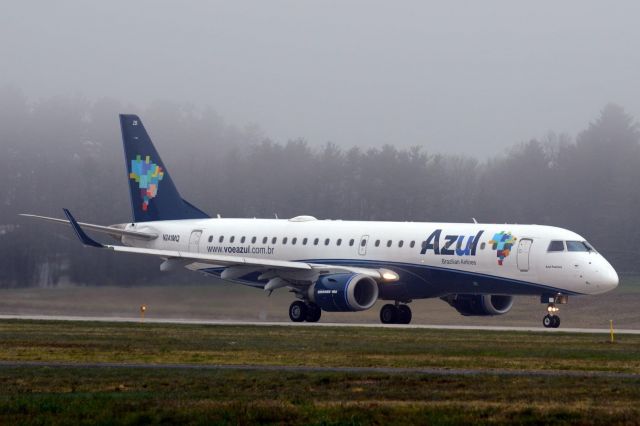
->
(380, 304, 398, 324)
(543, 314, 553, 328)
(552, 315, 561, 328)
(289, 301, 308, 322)
(305, 303, 322, 323)
(397, 305, 412, 324)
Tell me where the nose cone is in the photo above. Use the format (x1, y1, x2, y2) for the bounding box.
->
(596, 259, 619, 293)
(603, 264, 619, 291)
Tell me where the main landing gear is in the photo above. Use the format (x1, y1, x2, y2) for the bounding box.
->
(541, 294, 568, 328)
(289, 301, 322, 323)
(380, 303, 412, 324)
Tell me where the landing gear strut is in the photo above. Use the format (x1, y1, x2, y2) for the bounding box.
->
(380, 303, 412, 324)
(288, 301, 322, 323)
(541, 294, 567, 328)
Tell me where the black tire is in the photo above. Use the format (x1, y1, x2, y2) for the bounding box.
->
(305, 303, 322, 323)
(552, 315, 561, 328)
(542, 314, 553, 328)
(380, 304, 398, 324)
(289, 301, 307, 322)
(397, 305, 412, 324)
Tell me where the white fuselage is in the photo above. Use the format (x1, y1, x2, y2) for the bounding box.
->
(121, 216, 618, 298)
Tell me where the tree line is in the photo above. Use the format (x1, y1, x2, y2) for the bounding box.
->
(1, 86, 638, 287)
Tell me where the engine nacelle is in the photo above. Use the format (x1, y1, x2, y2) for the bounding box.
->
(309, 273, 379, 312)
(442, 294, 514, 316)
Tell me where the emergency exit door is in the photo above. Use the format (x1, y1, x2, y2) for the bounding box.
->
(359, 235, 369, 256)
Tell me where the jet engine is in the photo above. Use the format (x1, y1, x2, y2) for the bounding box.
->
(442, 294, 514, 316)
(308, 273, 379, 312)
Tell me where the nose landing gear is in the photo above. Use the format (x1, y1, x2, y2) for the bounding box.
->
(541, 294, 567, 328)
(543, 304, 560, 328)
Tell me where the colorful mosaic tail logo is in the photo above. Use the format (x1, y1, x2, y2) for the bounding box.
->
(129, 155, 165, 211)
(488, 231, 517, 265)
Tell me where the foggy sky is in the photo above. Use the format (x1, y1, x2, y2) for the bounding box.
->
(2, 1, 640, 157)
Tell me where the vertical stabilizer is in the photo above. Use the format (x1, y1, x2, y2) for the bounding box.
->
(120, 114, 209, 222)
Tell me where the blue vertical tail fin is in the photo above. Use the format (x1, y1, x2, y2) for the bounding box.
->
(120, 114, 210, 222)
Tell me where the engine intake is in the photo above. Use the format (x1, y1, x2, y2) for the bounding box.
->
(442, 294, 514, 316)
(309, 273, 379, 312)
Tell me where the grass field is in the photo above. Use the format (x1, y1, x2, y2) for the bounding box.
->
(2, 320, 640, 372)
(2, 367, 640, 425)
(1, 320, 640, 424)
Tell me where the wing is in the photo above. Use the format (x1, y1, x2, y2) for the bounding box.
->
(19, 213, 157, 241)
(34, 210, 399, 290)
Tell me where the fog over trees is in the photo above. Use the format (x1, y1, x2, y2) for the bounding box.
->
(1, 87, 638, 287)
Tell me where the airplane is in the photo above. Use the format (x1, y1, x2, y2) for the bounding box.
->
(22, 114, 619, 328)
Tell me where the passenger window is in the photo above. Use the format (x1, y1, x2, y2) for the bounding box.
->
(231, 236, 236, 243)
(548, 240, 564, 252)
(272, 237, 277, 244)
(283, 237, 288, 245)
(337, 238, 342, 246)
(375, 240, 380, 247)
(410, 241, 415, 248)
(292, 237, 297, 245)
(387, 240, 392, 247)
(208, 235, 213, 243)
(349, 239, 355, 246)
(251, 236, 257, 244)
(314, 238, 319, 246)
(325, 238, 330, 246)
(398, 240, 404, 248)
(262, 237, 268, 244)
(240, 236, 246, 243)
(219, 236, 224, 243)
(303, 238, 308, 245)
(360, 239, 366, 247)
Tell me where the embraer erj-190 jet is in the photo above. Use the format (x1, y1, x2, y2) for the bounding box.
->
(23, 115, 619, 328)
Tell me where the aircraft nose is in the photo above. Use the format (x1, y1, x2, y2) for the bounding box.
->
(605, 265, 619, 290)
(599, 261, 619, 292)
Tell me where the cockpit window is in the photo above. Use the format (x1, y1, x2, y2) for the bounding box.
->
(547, 240, 564, 252)
(566, 241, 594, 252)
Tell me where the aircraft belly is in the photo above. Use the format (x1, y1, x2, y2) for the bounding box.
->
(199, 259, 579, 298)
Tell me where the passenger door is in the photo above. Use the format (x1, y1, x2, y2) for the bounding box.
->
(517, 238, 533, 272)
(188, 230, 203, 253)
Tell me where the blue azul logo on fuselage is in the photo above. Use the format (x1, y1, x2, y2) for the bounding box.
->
(419, 229, 484, 256)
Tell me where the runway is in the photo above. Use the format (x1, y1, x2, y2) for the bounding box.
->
(0, 360, 637, 379)
(1, 314, 639, 334)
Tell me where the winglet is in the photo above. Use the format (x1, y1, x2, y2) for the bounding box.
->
(62, 209, 104, 248)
